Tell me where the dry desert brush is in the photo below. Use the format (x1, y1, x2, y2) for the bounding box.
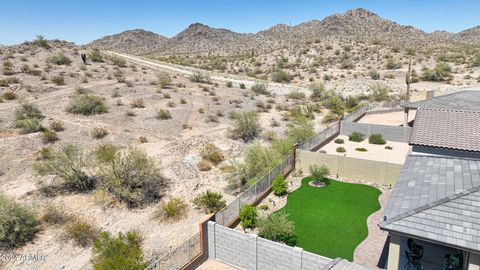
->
(66, 93, 108, 115)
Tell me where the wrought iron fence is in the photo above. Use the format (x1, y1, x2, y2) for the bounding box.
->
(145, 232, 201, 270)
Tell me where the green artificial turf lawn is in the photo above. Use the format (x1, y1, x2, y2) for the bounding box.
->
(279, 177, 381, 261)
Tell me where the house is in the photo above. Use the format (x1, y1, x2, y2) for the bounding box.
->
(380, 91, 480, 270)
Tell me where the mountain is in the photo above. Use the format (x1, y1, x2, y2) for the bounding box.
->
(87, 8, 480, 56)
(88, 29, 167, 55)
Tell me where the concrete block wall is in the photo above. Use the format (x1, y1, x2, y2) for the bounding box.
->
(208, 222, 331, 270)
(296, 150, 403, 185)
(340, 122, 412, 143)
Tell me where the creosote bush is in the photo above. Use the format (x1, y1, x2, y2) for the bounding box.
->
(272, 174, 288, 196)
(158, 72, 171, 88)
(228, 111, 262, 142)
(92, 231, 147, 270)
(193, 190, 226, 214)
(92, 127, 109, 139)
(66, 94, 108, 115)
(200, 143, 224, 165)
(155, 197, 188, 222)
(65, 215, 99, 247)
(42, 129, 59, 143)
(48, 52, 72, 65)
(0, 193, 39, 248)
(89, 49, 104, 62)
(13, 103, 45, 134)
(156, 109, 172, 120)
(239, 204, 258, 229)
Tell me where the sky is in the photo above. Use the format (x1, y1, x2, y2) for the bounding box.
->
(1, 0, 480, 45)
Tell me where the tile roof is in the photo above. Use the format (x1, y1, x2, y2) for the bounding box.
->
(402, 90, 480, 111)
(380, 155, 480, 251)
(409, 108, 480, 152)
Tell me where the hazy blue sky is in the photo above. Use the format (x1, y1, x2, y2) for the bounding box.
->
(1, 0, 480, 45)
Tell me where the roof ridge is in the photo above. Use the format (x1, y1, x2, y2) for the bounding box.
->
(419, 107, 480, 113)
(380, 184, 480, 228)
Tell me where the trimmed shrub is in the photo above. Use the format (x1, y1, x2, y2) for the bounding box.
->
(309, 165, 330, 185)
(193, 190, 226, 214)
(336, 146, 346, 153)
(66, 94, 108, 115)
(65, 216, 99, 247)
(272, 174, 288, 196)
(92, 231, 147, 270)
(369, 134, 386, 145)
(155, 197, 188, 222)
(385, 145, 393, 150)
(228, 111, 262, 142)
(239, 205, 258, 229)
(334, 138, 344, 144)
(48, 52, 72, 65)
(258, 212, 296, 246)
(0, 193, 39, 247)
(156, 109, 172, 120)
(355, 147, 368, 152)
(200, 143, 224, 165)
(349, 131, 365, 142)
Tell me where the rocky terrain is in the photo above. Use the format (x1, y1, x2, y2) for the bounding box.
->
(88, 8, 480, 55)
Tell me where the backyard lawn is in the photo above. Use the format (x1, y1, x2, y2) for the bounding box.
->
(279, 177, 381, 261)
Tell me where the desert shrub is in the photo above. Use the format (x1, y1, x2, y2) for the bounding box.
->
(48, 52, 72, 65)
(287, 117, 315, 144)
(422, 62, 453, 81)
(239, 83, 246, 89)
(286, 90, 305, 99)
(41, 204, 69, 225)
(336, 146, 346, 153)
(271, 70, 293, 83)
(355, 147, 368, 152)
(66, 94, 108, 115)
(369, 134, 386, 145)
(156, 109, 171, 120)
(226, 81, 233, 87)
(369, 84, 391, 101)
(197, 159, 212, 171)
(334, 138, 344, 144)
(340, 59, 354, 69)
(193, 190, 226, 214)
(110, 56, 127, 67)
(370, 69, 380, 80)
(309, 165, 330, 185)
(42, 129, 59, 143)
(272, 174, 288, 196)
(130, 99, 145, 108)
(385, 58, 401, 69)
(472, 53, 480, 67)
(322, 112, 338, 123)
(271, 138, 294, 157)
(52, 75, 65, 85)
(239, 205, 258, 229)
(65, 216, 99, 247)
(96, 147, 166, 207)
(323, 95, 345, 116)
(0, 193, 39, 247)
(34, 144, 95, 192)
(180, 98, 187, 104)
(349, 131, 365, 142)
(37, 147, 54, 160)
(89, 49, 103, 62)
(251, 82, 269, 95)
(3, 91, 17, 100)
(258, 212, 296, 246)
(92, 127, 109, 139)
(189, 71, 211, 83)
(163, 93, 171, 99)
(13, 103, 45, 133)
(200, 143, 224, 165)
(167, 101, 176, 108)
(158, 72, 171, 88)
(155, 197, 188, 222)
(228, 111, 261, 142)
(92, 231, 147, 270)
(34, 35, 50, 49)
(50, 120, 64, 131)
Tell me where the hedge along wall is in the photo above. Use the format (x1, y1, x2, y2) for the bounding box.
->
(340, 121, 412, 143)
(296, 150, 402, 185)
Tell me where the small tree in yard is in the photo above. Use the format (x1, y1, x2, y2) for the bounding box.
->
(193, 190, 226, 214)
(258, 212, 297, 246)
(272, 174, 288, 196)
(239, 204, 258, 229)
(0, 193, 39, 248)
(229, 111, 262, 142)
(92, 231, 147, 270)
(309, 165, 330, 185)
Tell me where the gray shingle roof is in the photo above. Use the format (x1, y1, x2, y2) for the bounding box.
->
(380, 155, 480, 251)
(402, 90, 480, 111)
(409, 108, 480, 152)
